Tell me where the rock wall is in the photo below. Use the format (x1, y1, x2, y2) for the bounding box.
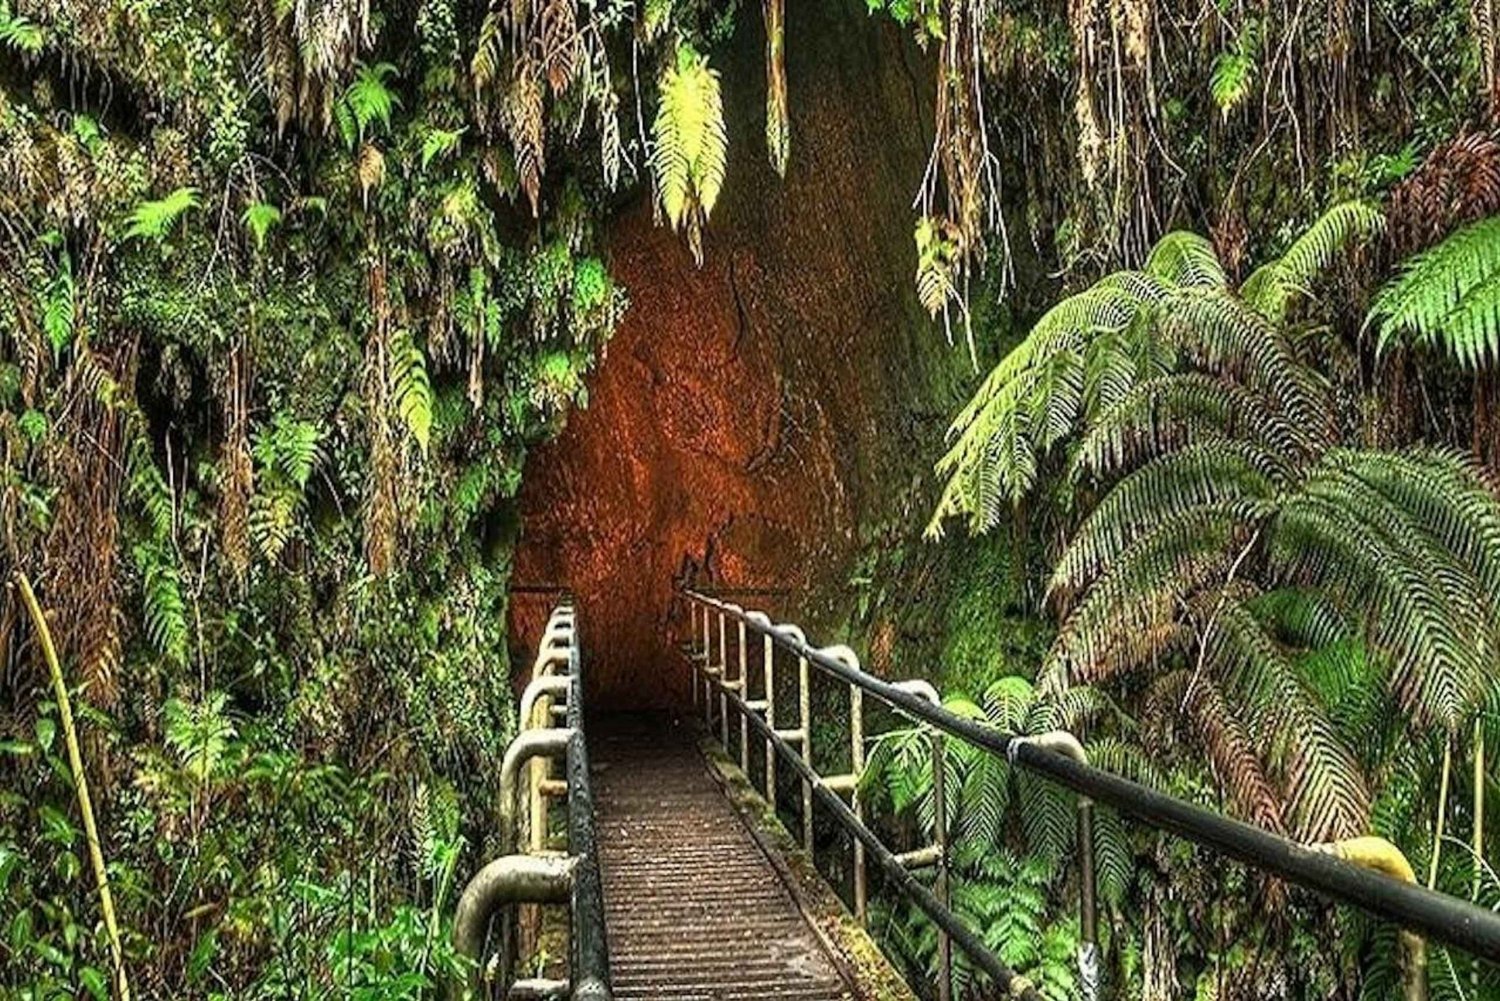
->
(511, 1, 978, 708)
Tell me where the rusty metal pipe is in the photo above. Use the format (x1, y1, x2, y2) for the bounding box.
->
(501, 729, 575, 855)
(521, 676, 573, 853)
(452, 853, 578, 993)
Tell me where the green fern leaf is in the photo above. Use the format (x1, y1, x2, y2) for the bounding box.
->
(123, 187, 201, 242)
(390, 329, 434, 454)
(1373, 215, 1500, 369)
(650, 44, 728, 264)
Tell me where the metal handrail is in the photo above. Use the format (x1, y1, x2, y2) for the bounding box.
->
(683, 587, 1500, 1001)
(452, 602, 611, 1000)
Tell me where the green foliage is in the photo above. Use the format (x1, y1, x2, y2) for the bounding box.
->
(163, 692, 236, 782)
(651, 44, 728, 264)
(930, 201, 1376, 537)
(123, 187, 202, 242)
(390, 330, 434, 453)
(0, 0, 45, 54)
(40, 250, 75, 356)
(1209, 22, 1259, 117)
(420, 126, 465, 169)
(338, 63, 401, 148)
(242, 202, 282, 251)
(1372, 214, 1500, 368)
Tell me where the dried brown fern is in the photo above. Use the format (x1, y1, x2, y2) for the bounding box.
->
(1387, 130, 1500, 255)
(763, 0, 788, 177)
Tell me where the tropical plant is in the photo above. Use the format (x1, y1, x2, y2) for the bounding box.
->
(863, 677, 1148, 997)
(650, 44, 728, 265)
(929, 201, 1382, 537)
(932, 204, 1500, 849)
(1372, 215, 1500, 369)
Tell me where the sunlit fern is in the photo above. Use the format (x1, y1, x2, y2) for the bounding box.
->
(650, 44, 728, 265)
(390, 329, 433, 454)
(123, 187, 201, 242)
(1372, 214, 1500, 369)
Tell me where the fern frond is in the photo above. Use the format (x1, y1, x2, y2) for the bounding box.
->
(1049, 501, 1262, 685)
(123, 187, 201, 242)
(1073, 373, 1304, 479)
(390, 329, 434, 453)
(650, 44, 727, 264)
(1161, 290, 1334, 439)
(1209, 599, 1370, 839)
(134, 543, 189, 666)
(1052, 439, 1281, 598)
(1144, 232, 1228, 289)
(344, 62, 400, 143)
(1242, 200, 1384, 322)
(1373, 215, 1500, 369)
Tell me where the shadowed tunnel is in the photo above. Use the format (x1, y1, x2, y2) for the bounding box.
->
(508, 0, 968, 709)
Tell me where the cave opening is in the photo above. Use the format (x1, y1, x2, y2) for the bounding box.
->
(507, 0, 972, 709)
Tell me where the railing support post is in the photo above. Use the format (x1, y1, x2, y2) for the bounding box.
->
(799, 652, 813, 854)
(763, 632, 775, 806)
(1311, 837, 1427, 1001)
(719, 610, 729, 747)
(932, 730, 952, 1001)
(851, 679, 866, 923)
(739, 618, 750, 775)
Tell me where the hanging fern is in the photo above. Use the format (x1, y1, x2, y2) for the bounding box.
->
(133, 543, 189, 666)
(241, 202, 281, 251)
(0, 1, 44, 54)
(650, 44, 728, 265)
(1372, 214, 1500, 369)
(390, 329, 434, 453)
(339, 62, 400, 148)
(248, 415, 323, 562)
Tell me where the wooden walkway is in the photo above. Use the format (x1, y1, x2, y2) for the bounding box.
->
(592, 714, 855, 1001)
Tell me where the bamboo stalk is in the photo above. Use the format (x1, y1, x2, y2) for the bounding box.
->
(1428, 736, 1452, 890)
(1475, 722, 1486, 900)
(16, 573, 132, 1001)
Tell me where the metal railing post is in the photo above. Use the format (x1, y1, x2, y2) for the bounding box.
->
(851, 679, 866, 923)
(1311, 837, 1428, 1001)
(815, 644, 868, 923)
(799, 650, 813, 854)
(738, 618, 750, 774)
(718, 609, 729, 747)
(763, 631, 775, 805)
(932, 730, 952, 1001)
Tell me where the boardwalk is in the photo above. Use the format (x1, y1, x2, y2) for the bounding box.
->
(593, 715, 854, 1001)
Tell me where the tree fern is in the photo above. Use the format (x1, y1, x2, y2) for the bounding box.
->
(1145, 231, 1228, 289)
(650, 44, 728, 265)
(1372, 214, 1500, 369)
